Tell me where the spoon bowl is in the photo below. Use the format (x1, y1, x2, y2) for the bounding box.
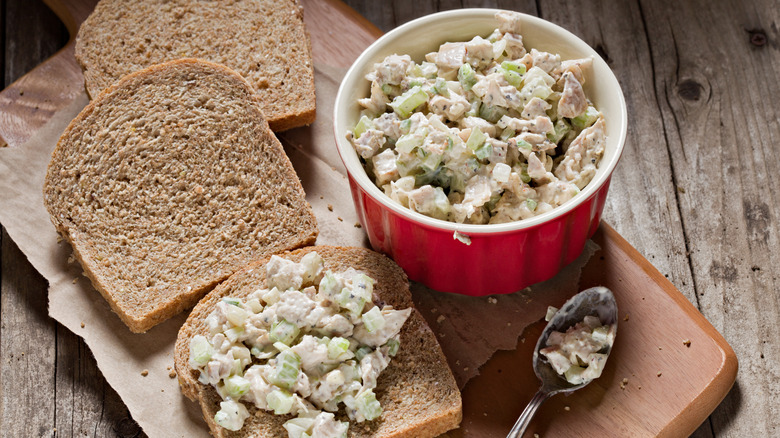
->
(507, 286, 618, 437)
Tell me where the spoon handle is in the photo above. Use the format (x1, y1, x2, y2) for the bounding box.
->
(506, 388, 551, 438)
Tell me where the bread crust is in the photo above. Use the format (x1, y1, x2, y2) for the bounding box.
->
(43, 59, 318, 333)
(75, 0, 317, 131)
(174, 246, 462, 437)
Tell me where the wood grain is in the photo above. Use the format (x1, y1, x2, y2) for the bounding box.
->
(1, 0, 778, 437)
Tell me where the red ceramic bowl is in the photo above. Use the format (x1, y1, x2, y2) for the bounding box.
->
(334, 9, 627, 296)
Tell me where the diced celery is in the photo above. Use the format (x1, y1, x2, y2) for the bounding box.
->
(421, 151, 442, 171)
(500, 127, 516, 141)
(355, 346, 373, 362)
(274, 341, 290, 352)
(467, 158, 481, 172)
(261, 287, 281, 305)
(224, 375, 250, 399)
(337, 288, 366, 316)
(478, 103, 508, 123)
(564, 365, 587, 385)
(519, 163, 531, 183)
(571, 106, 600, 130)
(226, 304, 249, 327)
(223, 297, 243, 307)
(516, 138, 532, 151)
(408, 80, 423, 88)
(526, 199, 538, 211)
(270, 319, 300, 346)
(466, 127, 487, 151)
(400, 119, 412, 134)
(328, 337, 351, 359)
(409, 63, 423, 77)
(501, 60, 527, 74)
(355, 389, 382, 421)
(458, 63, 477, 91)
(433, 77, 450, 97)
(395, 132, 426, 154)
(547, 118, 570, 144)
(502, 68, 523, 88)
(269, 350, 301, 390)
(486, 192, 502, 211)
(545, 306, 559, 322)
(267, 389, 295, 415)
(385, 338, 400, 356)
(189, 335, 213, 367)
(420, 61, 439, 78)
(389, 86, 428, 118)
(224, 326, 244, 343)
(592, 326, 609, 344)
(475, 143, 492, 161)
(251, 346, 274, 360)
(353, 274, 374, 301)
(245, 298, 263, 314)
(362, 307, 386, 333)
(353, 115, 373, 139)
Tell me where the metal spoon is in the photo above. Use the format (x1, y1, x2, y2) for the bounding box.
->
(507, 286, 618, 438)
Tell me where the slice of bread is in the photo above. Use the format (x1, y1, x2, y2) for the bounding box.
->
(75, 0, 316, 132)
(43, 58, 318, 333)
(175, 246, 462, 437)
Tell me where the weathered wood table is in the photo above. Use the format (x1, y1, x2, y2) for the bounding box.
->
(1, 0, 777, 436)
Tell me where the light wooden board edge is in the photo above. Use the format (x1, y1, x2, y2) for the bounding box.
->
(597, 223, 738, 437)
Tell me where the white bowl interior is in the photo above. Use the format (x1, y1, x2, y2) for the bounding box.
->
(334, 9, 627, 234)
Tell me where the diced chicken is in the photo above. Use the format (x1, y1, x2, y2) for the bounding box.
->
(465, 36, 494, 69)
(552, 57, 593, 84)
(360, 349, 391, 389)
(536, 180, 579, 206)
(530, 48, 561, 73)
(275, 290, 317, 327)
(310, 412, 349, 438)
(487, 138, 508, 164)
(357, 80, 389, 116)
(368, 54, 411, 86)
(428, 92, 470, 121)
(501, 32, 526, 59)
(371, 149, 399, 186)
(526, 153, 555, 184)
(498, 115, 554, 135)
(451, 175, 494, 222)
(385, 176, 415, 208)
(317, 313, 353, 337)
(554, 117, 606, 189)
(460, 116, 497, 138)
(496, 10, 523, 34)
(372, 112, 402, 141)
(291, 335, 330, 374)
(352, 307, 412, 347)
(353, 129, 385, 159)
(558, 72, 589, 118)
(433, 42, 466, 72)
(243, 365, 273, 409)
(521, 97, 552, 119)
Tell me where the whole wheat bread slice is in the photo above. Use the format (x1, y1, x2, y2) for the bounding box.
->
(43, 58, 318, 333)
(75, 0, 316, 131)
(175, 246, 462, 438)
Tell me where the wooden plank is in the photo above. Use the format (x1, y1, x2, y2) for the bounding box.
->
(638, 0, 780, 436)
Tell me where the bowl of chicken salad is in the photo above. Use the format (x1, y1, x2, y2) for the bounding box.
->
(333, 9, 627, 296)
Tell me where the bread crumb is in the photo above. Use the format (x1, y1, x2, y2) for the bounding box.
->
(327, 204, 333, 212)
(169, 370, 177, 379)
(439, 332, 445, 338)
(638, 385, 642, 390)
(620, 378, 628, 389)
(658, 346, 663, 350)
(507, 322, 511, 326)
(564, 405, 571, 411)
(463, 367, 469, 371)
(68, 255, 75, 264)
(436, 315, 446, 324)
(80, 322, 85, 328)
(431, 308, 438, 314)
(683, 339, 691, 347)
(354, 222, 362, 228)
(534, 434, 540, 438)
(624, 313, 630, 321)
(56, 235, 63, 243)
(72, 277, 78, 284)
(141, 369, 149, 377)
(319, 195, 323, 199)
(657, 371, 662, 377)
(337, 217, 343, 222)
(483, 412, 488, 416)
(487, 297, 497, 304)
(455, 360, 460, 366)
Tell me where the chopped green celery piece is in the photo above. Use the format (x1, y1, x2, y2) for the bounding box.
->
(337, 288, 367, 316)
(526, 198, 538, 211)
(283, 417, 318, 438)
(353, 115, 373, 139)
(434, 167, 452, 188)
(545, 306, 559, 322)
(592, 326, 610, 343)
(226, 304, 249, 327)
(486, 193, 502, 211)
(246, 298, 263, 314)
(389, 86, 428, 118)
(466, 127, 487, 151)
(409, 63, 423, 77)
(250, 346, 274, 359)
(223, 298, 243, 307)
(189, 335, 213, 367)
(328, 337, 351, 359)
(433, 78, 450, 97)
(224, 375, 250, 398)
(396, 155, 422, 177)
(500, 127, 516, 141)
(355, 389, 383, 421)
(270, 319, 300, 345)
(352, 274, 374, 301)
(547, 119, 570, 144)
(516, 138, 532, 150)
(400, 119, 412, 134)
(231, 345, 251, 365)
(269, 350, 301, 390)
(502, 68, 523, 88)
(467, 158, 481, 172)
(458, 63, 477, 91)
(408, 80, 423, 88)
(450, 173, 466, 192)
(531, 83, 553, 100)
(446, 137, 454, 150)
(421, 151, 442, 171)
(224, 326, 244, 343)
(362, 306, 386, 333)
(318, 271, 341, 299)
(415, 167, 441, 186)
(520, 163, 532, 183)
(395, 130, 426, 154)
(478, 103, 508, 123)
(475, 143, 492, 161)
(355, 346, 373, 362)
(385, 338, 400, 356)
(266, 389, 295, 415)
(501, 60, 527, 74)
(274, 341, 291, 352)
(571, 106, 600, 130)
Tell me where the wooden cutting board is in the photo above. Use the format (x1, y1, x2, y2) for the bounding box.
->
(0, 0, 737, 437)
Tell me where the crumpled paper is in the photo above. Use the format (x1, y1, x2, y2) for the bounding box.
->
(0, 64, 594, 436)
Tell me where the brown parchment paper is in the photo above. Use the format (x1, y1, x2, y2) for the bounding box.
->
(0, 65, 594, 436)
